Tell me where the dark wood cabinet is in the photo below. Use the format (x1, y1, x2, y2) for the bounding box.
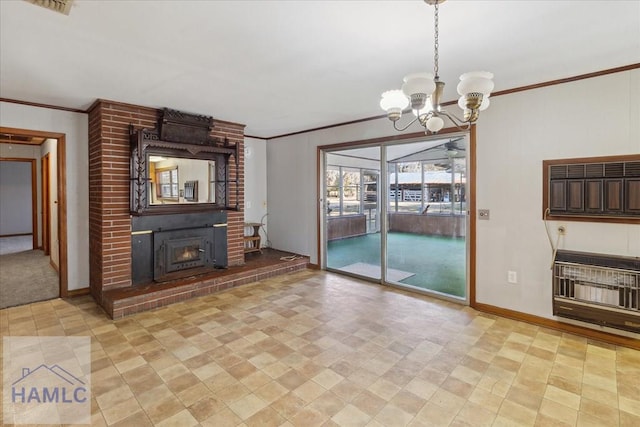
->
(544, 156, 640, 222)
(549, 180, 566, 211)
(566, 180, 584, 212)
(627, 179, 640, 213)
(604, 179, 623, 212)
(584, 179, 602, 212)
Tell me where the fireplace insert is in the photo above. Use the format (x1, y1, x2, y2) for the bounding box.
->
(131, 212, 228, 285)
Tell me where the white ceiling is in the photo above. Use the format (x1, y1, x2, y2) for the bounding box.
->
(1, 0, 638, 138)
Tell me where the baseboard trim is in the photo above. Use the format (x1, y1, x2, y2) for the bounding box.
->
(473, 302, 639, 350)
(0, 232, 32, 238)
(307, 263, 320, 270)
(50, 259, 59, 272)
(66, 288, 90, 297)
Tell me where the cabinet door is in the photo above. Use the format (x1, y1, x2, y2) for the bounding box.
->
(566, 180, 584, 212)
(585, 179, 603, 213)
(604, 179, 624, 213)
(549, 180, 566, 212)
(626, 178, 640, 214)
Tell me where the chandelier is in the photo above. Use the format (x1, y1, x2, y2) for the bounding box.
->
(379, 0, 493, 134)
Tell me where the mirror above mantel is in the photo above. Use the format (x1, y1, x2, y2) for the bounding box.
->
(129, 108, 239, 215)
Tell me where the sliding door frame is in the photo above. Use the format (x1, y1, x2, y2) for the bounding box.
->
(317, 126, 477, 305)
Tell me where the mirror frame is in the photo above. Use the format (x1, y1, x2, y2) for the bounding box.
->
(130, 125, 239, 215)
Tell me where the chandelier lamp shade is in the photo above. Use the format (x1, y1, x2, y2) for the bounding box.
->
(380, 0, 494, 134)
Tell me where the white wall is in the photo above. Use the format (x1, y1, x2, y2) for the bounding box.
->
(244, 137, 268, 246)
(0, 102, 89, 291)
(266, 69, 640, 324)
(0, 161, 32, 235)
(475, 69, 639, 318)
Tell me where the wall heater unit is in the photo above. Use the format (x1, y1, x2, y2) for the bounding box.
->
(553, 250, 639, 334)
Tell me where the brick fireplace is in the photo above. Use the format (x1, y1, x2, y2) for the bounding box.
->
(87, 100, 246, 317)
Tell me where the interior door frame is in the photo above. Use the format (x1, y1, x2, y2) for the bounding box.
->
(317, 126, 477, 306)
(41, 153, 51, 255)
(0, 126, 68, 297)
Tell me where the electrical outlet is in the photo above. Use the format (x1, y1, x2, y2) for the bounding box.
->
(508, 271, 518, 284)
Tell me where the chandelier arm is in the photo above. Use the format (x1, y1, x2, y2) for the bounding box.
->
(392, 115, 420, 132)
(438, 110, 471, 131)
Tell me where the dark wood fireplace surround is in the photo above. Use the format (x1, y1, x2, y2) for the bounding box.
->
(88, 101, 308, 319)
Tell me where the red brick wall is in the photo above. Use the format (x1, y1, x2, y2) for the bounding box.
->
(87, 100, 245, 303)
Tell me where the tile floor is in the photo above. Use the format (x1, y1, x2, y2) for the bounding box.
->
(1, 269, 639, 426)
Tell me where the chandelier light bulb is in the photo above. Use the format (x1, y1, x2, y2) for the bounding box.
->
(380, 90, 409, 112)
(401, 72, 436, 98)
(457, 71, 495, 96)
(426, 115, 444, 133)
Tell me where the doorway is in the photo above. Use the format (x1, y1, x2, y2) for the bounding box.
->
(322, 133, 472, 302)
(0, 126, 68, 301)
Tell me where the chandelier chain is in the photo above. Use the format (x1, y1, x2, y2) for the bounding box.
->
(433, 1, 439, 78)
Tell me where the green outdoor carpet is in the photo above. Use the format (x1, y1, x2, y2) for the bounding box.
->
(327, 232, 466, 298)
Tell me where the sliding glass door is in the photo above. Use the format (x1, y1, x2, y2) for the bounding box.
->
(323, 136, 469, 301)
(325, 147, 381, 280)
(384, 140, 467, 298)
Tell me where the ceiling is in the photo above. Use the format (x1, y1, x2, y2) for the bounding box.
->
(1, 1, 638, 139)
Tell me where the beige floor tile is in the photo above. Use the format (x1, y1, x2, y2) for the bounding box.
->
(290, 407, 329, 426)
(331, 404, 371, 427)
(620, 409, 640, 427)
(228, 393, 268, 420)
(95, 383, 134, 411)
(187, 395, 226, 422)
(619, 394, 640, 417)
(101, 396, 144, 425)
(313, 368, 346, 390)
(329, 379, 364, 403)
(429, 388, 466, 413)
(270, 392, 307, 420)
(453, 400, 497, 426)
(498, 399, 538, 426)
(368, 377, 402, 401)
(468, 386, 503, 413)
(579, 396, 620, 424)
(374, 403, 415, 426)
(108, 410, 153, 427)
(200, 407, 243, 427)
(350, 390, 387, 416)
(413, 401, 458, 426)
(244, 406, 286, 427)
(292, 379, 326, 403)
(538, 398, 578, 426)
(144, 396, 185, 424)
(155, 409, 199, 427)
(505, 385, 544, 412)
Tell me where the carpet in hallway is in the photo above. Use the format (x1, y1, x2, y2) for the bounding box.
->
(0, 249, 59, 309)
